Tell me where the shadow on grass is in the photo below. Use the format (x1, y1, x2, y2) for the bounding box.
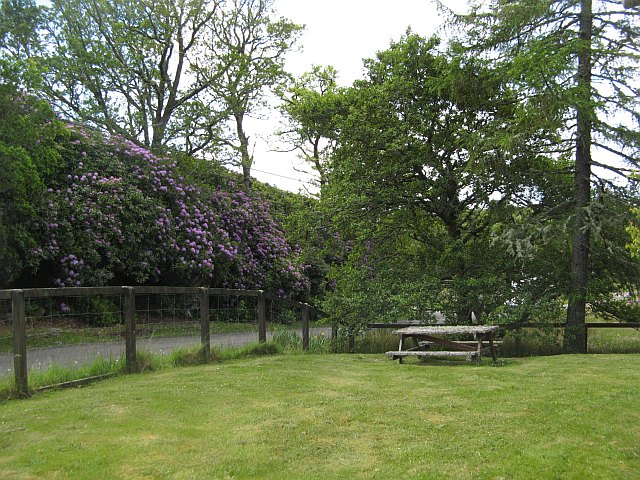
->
(402, 357, 519, 368)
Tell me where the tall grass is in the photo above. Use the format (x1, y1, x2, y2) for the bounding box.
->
(0, 342, 283, 401)
(270, 325, 332, 353)
(0, 355, 125, 400)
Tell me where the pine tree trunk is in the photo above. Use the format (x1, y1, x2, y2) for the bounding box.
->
(564, 0, 593, 353)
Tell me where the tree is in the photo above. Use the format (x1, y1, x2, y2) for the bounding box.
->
(450, 0, 640, 352)
(32, 0, 226, 155)
(0, 0, 42, 56)
(276, 65, 345, 192)
(206, 0, 303, 189)
(0, 0, 45, 86)
(0, 84, 65, 287)
(323, 33, 563, 329)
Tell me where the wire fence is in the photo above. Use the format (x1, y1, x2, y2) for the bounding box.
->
(0, 286, 327, 395)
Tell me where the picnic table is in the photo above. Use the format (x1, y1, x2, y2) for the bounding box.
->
(386, 325, 500, 363)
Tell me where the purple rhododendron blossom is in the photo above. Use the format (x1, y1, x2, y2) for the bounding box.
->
(35, 126, 309, 296)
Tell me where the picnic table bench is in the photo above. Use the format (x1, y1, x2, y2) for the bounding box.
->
(386, 325, 500, 363)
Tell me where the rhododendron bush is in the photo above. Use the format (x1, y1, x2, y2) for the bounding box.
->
(35, 126, 309, 296)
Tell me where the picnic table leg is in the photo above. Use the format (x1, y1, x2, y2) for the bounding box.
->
(476, 336, 482, 363)
(397, 334, 405, 364)
(488, 333, 498, 361)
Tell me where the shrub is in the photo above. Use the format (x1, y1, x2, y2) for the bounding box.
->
(30, 126, 309, 295)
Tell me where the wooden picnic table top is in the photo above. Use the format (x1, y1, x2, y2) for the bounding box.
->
(392, 325, 500, 336)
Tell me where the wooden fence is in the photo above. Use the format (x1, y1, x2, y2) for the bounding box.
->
(1, 286, 326, 396)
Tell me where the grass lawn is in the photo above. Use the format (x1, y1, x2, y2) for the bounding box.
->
(1, 354, 639, 479)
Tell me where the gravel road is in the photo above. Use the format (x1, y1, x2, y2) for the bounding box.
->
(0, 327, 332, 378)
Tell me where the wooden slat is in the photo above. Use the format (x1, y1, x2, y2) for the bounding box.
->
(419, 340, 503, 347)
(501, 322, 640, 329)
(35, 373, 117, 392)
(263, 293, 300, 308)
(134, 286, 201, 295)
(408, 334, 477, 351)
(393, 326, 499, 335)
(261, 294, 327, 317)
(21, 286, 122, 298)
(386, 350, 476, 358)
(209, 288, 261, 297)
(0, 286, 327, 320)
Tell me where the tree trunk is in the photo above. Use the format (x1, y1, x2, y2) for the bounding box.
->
(564, 0, 592, 353)
(235, 112, 252, 189)
(151, 114, 168, 154)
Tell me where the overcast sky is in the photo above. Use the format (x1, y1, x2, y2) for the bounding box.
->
(246, 0, 470, 193)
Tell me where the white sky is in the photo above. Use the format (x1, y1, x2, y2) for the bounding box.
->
(246, 0, 470, 193)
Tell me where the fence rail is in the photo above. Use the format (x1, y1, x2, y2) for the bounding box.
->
(2, 286, 326, 396)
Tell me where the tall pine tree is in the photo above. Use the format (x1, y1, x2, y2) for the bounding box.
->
(450, 0, 640, 351)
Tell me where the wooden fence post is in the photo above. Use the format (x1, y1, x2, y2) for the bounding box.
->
(199, 287, 210, 360)
(584, 325, 589, 353)
(257, 291, 266, 343)
(302, 305, 310, 351)
(11, 290, 28, 396)
(122, 287, 137, 372)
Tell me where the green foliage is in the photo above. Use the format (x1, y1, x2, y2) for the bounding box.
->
(270, 326, 331, 353)
(0, 0, 45, 87)
(37, 0, 227, 154)
(0, 85, 64, 287)
(255, 183, 341, 302)
(0, 0, 43, 55)
(626, 203, 640, 259)
(321, 12, 640, 334)
(276, 65, 346, 189)
(86, 297, 121, 326)
(0, 87, 311, 296)
(346, 330, 399, 354)
(448, 0, 640, 351)
(322, 32, 570, 331)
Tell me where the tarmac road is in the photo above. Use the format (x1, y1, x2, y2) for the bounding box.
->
(0, 327, 332, 378)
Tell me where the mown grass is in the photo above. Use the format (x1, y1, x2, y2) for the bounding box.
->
(0, 354, 638, 479)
